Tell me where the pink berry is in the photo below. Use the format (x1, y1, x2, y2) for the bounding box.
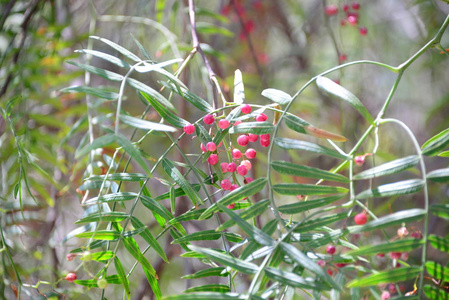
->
(237, 135, 249, 146)
(388, 284, 396, 294)
(377, 253, 385, 258)
(411, 232, 422, 239)
(324, 4, 338, 16)
(232, 149, 242, 159)
(206, 142, 217, 152)
(354, 155, 365, 166)
(244, 177, 253, 184)
(248, 134, 259, 142)
(256, 113, 268, 122)
(227, 203, 235, 209)
(260, 134, 270, 141)
(241, 104, 252, 114)
(245, 148, 257, 159)
(200, 144, 206, 152)
(401, 252, 409, 260)
(326, 245, 336, 255)
(237, 165, 248, 176)
(66, 254, 76, 261)
(233, 120, 243, 126)
(339, 54, 347, 63)
(240, 160, 252, 170)
(317, 260, 326, 267)
(183, 124, 195, 135)
(342, 4, 349, 12)
(208, 154, 219, 165)
(65, 272, 77, 282)
(218, 119, 230, 129)
(381, 291, 391, 300)
(227, 162, 237, 173)
(260, 138, 270, 147)
(335, 263, 346, 268)
(230, 184, 239, 191)
(203, 114, 215, 125)
(359, 26, 368, 36)
(221, 179, 232, 190)
(397, 226, 409, 238)
(326, 269, 334, 276)
(389, 252, 402, 260)
(348, 15, 357, 25)
(221, 162, 229, 173)
(352, 2, 360, 10)
(354, 213, 367, 225)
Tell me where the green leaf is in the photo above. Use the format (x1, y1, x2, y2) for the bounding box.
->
(264, 267, 331, 290)
(196, 22, 234, 37)
(422, 128, 449, 156)
(115, 134, 151, 174)
(169, 209, 209, 224)
(79, 251, 115, 262)
(182, 267, 228, 279)
(61, 85, 119, 100)
(279, 242, 340, 290)
(428, 234, 449, 253)
(316, 76, 374, 125)
(356, 179, 424, 199)
(199, 178, 267, 220)
(424, 285, 449, 300)
(261, 88, 292, 106)
(139, 195, 175, 224)
(292, 213, 348, 233)
(350, 209, 425, 233)
(90, 36, 141, 62)
(155, 184, 201, 201)
(272, 160, 349, 183)
(217, 203, 274, 246)
(163, 293, 249, 300)
(346, 267, 421, 287)
(114, 257, 131, 299)
(75, 49, 131, 68)
(130, 33, 152, 60)
(86, 173, 148, 182)
(160, 81, 213, 112)
(120, 115, 177, 132)
(134, 59, 182, 73)
(76, 230, 121, 241)
(74, 275, 121, 287)
(273, 183, 348, 196)
(217, 199, 270, 231)
(233, 69, 244, 104)
(427, 168, 449, 182)
(229, 122, 274, 134)
(278, 194, 345, 214)
(430, 204, 449, 220)
(67, 61, 124, 81)
(188, 245, 258, 275)
(162, 159, 203, 206)
(122, 237, 156, 276)
(75, 133, 117, 159)
(184, 284, 230, 293)
(83, 192, 137, 206)
(426, 261, 449, 282)
(353, 155, 420, 180)
(75, 212, 129, 224)
(283, 114, 310, 135)
(130, 217, 168, 262)
(139, 90, 187, 127)
(171, 230, 241, 244)
(438, 151, 449, 157)
(275, 138, 348, 160)
(347, 239, 423, 256)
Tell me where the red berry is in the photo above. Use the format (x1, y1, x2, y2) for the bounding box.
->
(389, 252, 402, 260)
(200, 144, 207, 152)
(324, 4, 338, 16)
(244, 20, 255, 34)
(388, 284, 397, 294)
(230, 184, 238, 191)
(354, 213, 367, 225)
(260, 138, 270, 147)
(233, 120, 243, 126)
(218, 119, 230, 129)
(348, 15, 357, 25)
(227, 203, 235, 209)
(65, 272, 77, 282)
(326, 269, 334, 276)
(232, 149, 242, 159)
(377, 253, 385, 258)
(183, 124, 195, 135)
(227, 162, 237, 173)
(359, 26, 368, 36)
(354, 155, 365, 166)
(352, 2, 360, 10)
(335, 263, 347, 268)
(340, 19, 346, 26)
(411, 232, 423, 239)
(237, 165, 248, 176)
(342, 4, 349, 12)
(245, 148, 257, 159)
(237, 135, 249, 146)
(241, 104, 252, 114)
(204, 114, 215, 125)
(244, 177, 253, 184)
(240, 160, 252, 170)
(256, 113, 268, 122)
(221, 179, 232, 190)
(326, 245, 336, 255)
(208, 154, 219, 165)
(221, 162, 229, 173)
(339, 54, 347, 63)
(66, 253, 76, 261)
(260, 134, 270, 140)
(206, 142, 217, 152)
(248, 133, 259, 142)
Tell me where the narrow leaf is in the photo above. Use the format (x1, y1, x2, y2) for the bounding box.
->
(122, 237, 156, 276)
(114, 257, 131, 299)
(427, 168, 449, 182)
(164, 293, 248, 300)
(350, 209, 425, 233)
(184, 284, 230, 293)
(275, 138, 348, 160)
(139, 90, 187, 127)
(61, 85, 119, 100)
(217, 199, 270, 231)
(233, 69, 244, 104)
(90, 36, 141, 62)
(80, 251, 115, 262)
(76, 230, 121, 241)
(155, 184, 201, 201)
(75, 133, 116, 159)
(182, 267, 228, 279)
(120, 115, 177, 132)
(346, 267, 421, 287)
(347, 239, 423, 256)
(426, 261, 449, 282)
(316, 76, 374, 125)
(229, 122, 274, 134)
(428, 234, 449, 253)
(292, 213, 347, 233)
(67, 61, 124, 81)
(160, 81, 213, 112)
(422, 128, 449, 156)
(424, 285, 449, 300)
(130, 217, 168, 262)
(356, 179, 424, 199)
(171, 230, 241, 244)
(278, 194, 345, 214)
(273, 183, 348, 196)
(75, 212, 129, 224)
(130, 79, 176, 111)
(430, 204, 449, 220)
(86, 173, 148, 182)
(83, 192, 137, 206)
(303, 126, 347, 142)
(272, 161, 349, 183)
(261, 88, 292, 106)
(75, 49, 130, 68)
(115, 133, 151, 174)
(353, 155, 420, 180)
(74, 275, 121, 287)
(134, 59, 182, 73)
(264, 267, 330, 290)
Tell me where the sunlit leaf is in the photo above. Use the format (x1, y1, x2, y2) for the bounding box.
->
(233, 69, 244, 104)
(114, 257, 131, 299)
(75, 212, 129, 224)
(120, 115, 177, 132)
(427, 168, 449, 182)
(430, 204, 449, 220)
(122, 237, 156, 276)
(140, 90, 187, 127)
(428, 234, 449, 253)
(346, 267, 421, 287)
(273, 183, 348, 196)
(164, 293, 249, 300)
(422, 128, 449, 156)
(90, 36, 142, 62)
(134, 59, 182, 73)
(86, 173, 148, 182)
(79, 251, 115, 262)
(356, 179, 424, 199)
(83, 192, 137, 206)
(184, 284, 230, 293)
(74, 275, 121, 287)
(353, 155, 420, 180)
(130, 217, 168, 262)
(67, 61, 124, 81)
(261, 88, 292, 106)
(171, 230, 242, 244)
(182, 267, 228, 279)
(424, 285, 449, 300)
(426, 261, 449, 282)
(76, 230, 121, 241)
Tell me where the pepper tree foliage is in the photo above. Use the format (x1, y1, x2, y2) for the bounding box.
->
(1, 0, 449, 299)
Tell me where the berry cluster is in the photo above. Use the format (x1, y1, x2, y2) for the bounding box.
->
(324, 2, 368, 36)
(183, 105, 271, 208)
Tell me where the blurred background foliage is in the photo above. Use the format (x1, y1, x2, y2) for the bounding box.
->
(0, 0, 448, 299)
